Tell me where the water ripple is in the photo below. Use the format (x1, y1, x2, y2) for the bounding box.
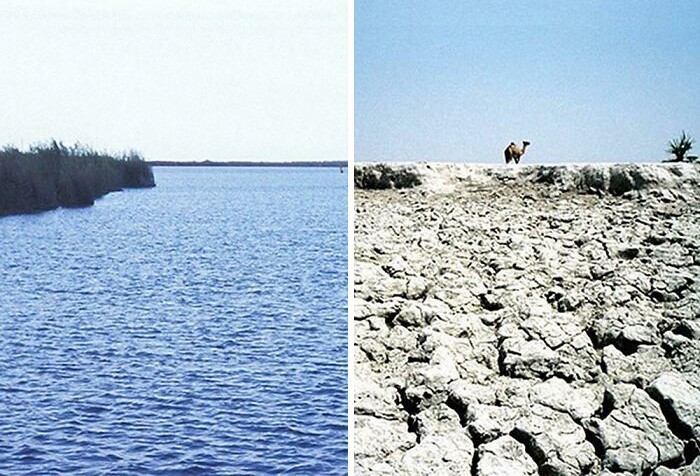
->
(0, 168, 348, 474)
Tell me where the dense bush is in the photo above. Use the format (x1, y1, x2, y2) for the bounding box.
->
(0, 141, 155, 216)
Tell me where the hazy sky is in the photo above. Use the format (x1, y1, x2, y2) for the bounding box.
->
(0, 0, 347, 161)
(356, 1, 700, 164)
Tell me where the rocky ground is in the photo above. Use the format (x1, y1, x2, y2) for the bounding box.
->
(354, 163, 700, 476)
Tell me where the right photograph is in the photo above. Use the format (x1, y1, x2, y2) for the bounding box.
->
(353, 1, 700, 475)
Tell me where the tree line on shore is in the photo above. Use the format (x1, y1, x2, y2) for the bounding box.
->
(0, 141, 155, 216)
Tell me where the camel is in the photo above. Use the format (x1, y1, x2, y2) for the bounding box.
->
(504, 141, 530, 164)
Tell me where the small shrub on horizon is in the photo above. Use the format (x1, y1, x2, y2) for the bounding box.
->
(666, 131, 695, 162)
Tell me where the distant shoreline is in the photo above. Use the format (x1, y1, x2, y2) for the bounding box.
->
(149, 160, 348, 168)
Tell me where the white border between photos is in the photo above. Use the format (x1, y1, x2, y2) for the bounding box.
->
(347, 0, 355, 473)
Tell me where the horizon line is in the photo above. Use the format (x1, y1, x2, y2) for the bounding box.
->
(148, 159, 348, 167)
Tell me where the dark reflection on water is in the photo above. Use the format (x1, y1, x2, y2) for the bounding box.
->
(0, 167, 348, 475)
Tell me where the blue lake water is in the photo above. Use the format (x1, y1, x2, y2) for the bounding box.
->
(0, 167, 348, 475)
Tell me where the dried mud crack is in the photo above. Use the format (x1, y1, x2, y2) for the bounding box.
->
(354, 163, 700, 476)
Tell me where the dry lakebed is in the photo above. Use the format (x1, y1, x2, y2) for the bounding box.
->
(354, 163, 700, 476)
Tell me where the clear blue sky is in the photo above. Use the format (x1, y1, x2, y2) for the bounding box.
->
(355, 1, 700, 163)
(0, 0, 347, 161)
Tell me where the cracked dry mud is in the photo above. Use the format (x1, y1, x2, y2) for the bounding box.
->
(354, 163, 700, 475)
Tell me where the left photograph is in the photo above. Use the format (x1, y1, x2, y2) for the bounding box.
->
(0, 1, 348, 474)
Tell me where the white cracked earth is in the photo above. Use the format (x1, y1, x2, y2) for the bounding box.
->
(354, 163, 700, 476)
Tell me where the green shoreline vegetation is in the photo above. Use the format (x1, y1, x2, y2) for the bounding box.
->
(0, 141, 155, 216)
